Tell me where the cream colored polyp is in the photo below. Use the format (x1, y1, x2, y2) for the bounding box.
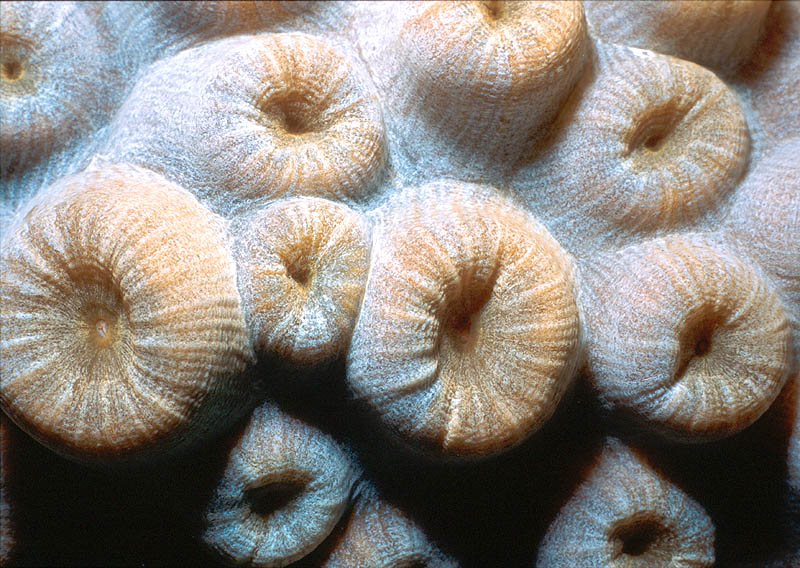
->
(0, 164, 253, 464)
(347, 181, 581, 457)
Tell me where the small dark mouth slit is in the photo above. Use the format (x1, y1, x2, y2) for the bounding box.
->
(1, 59, 23, 81)
(245, 480, 306, 516)
(615, 520, 662, 557)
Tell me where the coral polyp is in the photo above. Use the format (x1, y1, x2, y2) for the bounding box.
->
(232, 197, 370, 366)
(0, 164, 253, 464)
(372, 0, 589, 174)
(103, 31, 386, 216)
(537, 438, 716, 567)
(515, 41, 749, 253)
(348, 181, 581, 457)
(581, 233, 792, 441)
(203, 402, 360, 567)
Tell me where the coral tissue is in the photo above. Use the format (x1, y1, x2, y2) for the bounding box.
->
(1, 1, 798, 566)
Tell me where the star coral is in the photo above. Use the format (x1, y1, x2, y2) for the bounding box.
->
(0, 1, 798, 566)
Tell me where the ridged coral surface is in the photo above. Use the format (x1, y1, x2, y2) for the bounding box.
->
(232, 197, 371, 367)
(0, 164, 253, 464)
(581, 233, 791, 442)
(0, 1, 798, 566)
(348, 181, 581, 457)
(536, 438, 716, 567)
(203, 402, 361, 567)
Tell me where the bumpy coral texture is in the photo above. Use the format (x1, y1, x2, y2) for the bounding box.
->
(320, 481, 459, 568)
(103, 32, 386, 216)
(0, 1, 798, 566)
(0, 1, 124, 229)
(203, 402, 361, 567)
(362, 0, 589, 178)
(232, 197, 371, 367)
(581, 233, 792, 442)
(514, 40, 749, 254)
(537, 438, 716, 567)
(0, 164, 253, 464)
(584, 0, 771, 74)
(348, 181, 581, 457)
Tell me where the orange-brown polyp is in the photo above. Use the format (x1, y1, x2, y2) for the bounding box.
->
(582, 233, 792, 442)
(347, 181, 581, 458)
(514, 42, 749, 255)
(103, 32, 386, 216)
(0, 164, 253, 464)
(1, 2, 123, 220)
(379, 0, 588, 174)
(201, 34, 385, 205)
(232, 197, 371, 366)
(0, 2, 114, 163)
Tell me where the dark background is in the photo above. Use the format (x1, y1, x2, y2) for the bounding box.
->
(3, 367, 798, 568)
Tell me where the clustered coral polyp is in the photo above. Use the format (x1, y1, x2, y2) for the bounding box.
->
(0, 1, 798, 566)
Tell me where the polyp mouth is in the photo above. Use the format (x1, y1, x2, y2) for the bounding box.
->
(479, 1, 506, 22)
(674, 308, 719, 383)
(245, 478, 308, 516)
(1, 58, 23, 81)
(263, 94, 324, 138)
(285, 256, 311, 288)
(442, 287, 492, 354)
(627, 102, 688, 154)
(611, 517, 667, 561)
(87, 308, 118, 348)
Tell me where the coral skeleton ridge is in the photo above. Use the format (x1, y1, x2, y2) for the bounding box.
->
(0, 1, 798, 566)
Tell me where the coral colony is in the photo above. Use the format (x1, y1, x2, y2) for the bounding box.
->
(1, 1, 798, 566)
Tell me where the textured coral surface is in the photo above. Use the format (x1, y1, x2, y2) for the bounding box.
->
(1, 1, 798, 566)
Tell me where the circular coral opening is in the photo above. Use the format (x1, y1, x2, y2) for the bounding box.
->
(83, 303, 121, 349)
(0, 59, 23, 81)
(628, 103, 686, 154)
(95, 318, 110, 340)
(265, 95, 324, 137)
(614, 519, 663, 557)
(674, 309, 719, 383)
(281, 109, 311, 135)
(245, 478, 308, 517)
(442, 288, 492, 354)
(479, 0, 505, 21)
(285, 257, 311, 288)
(608, 516, 675, 566)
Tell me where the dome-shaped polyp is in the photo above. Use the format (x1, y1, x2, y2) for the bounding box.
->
(347, 181, 581, 458)
(232, 197, 371, 367)
(103, 32, 386, 216)
(378, 0, 588, 175)
(537, 438, 715, 567)
(204, 402, 360, 567)
(0, 164, 253, 465)
(515, 42, 748, 254)
(582, 233, 792, 442)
